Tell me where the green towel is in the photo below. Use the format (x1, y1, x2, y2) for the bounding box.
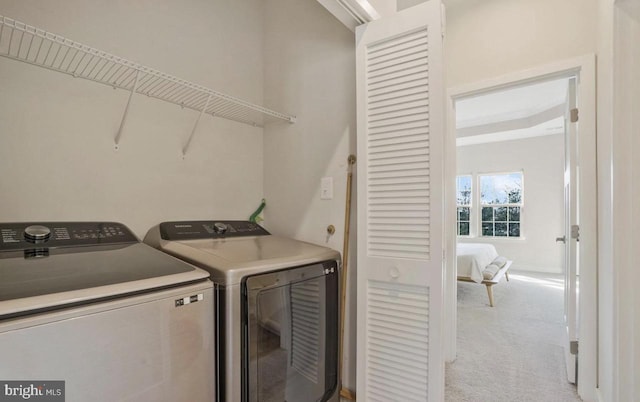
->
(249, 199, 266, 223)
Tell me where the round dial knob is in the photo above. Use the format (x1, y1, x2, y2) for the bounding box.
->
(213, 222, 228, 234)
(24, 225, 51, 242)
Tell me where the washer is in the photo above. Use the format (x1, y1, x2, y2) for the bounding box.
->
(144, 220, 341, 402)
(0, 222, 215, 402)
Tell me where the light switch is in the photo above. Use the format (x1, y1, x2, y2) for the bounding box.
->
(321, 176, 333, 200)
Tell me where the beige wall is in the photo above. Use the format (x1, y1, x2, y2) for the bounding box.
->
(444, 0, 598, 88)
(0, 0, 266, 237)
(596, 0, 615, 399)
(624, 4, 640, 395)
(263, 0, 358, 390)
(1, 0, 358, 391)
(598, 0, 640, 399)
(457, 134, 565, 273)
(398, 0, 427, 10)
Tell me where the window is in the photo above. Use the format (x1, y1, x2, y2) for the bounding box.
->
(479, 172, 523, 237)
(456, 175, 472, 236)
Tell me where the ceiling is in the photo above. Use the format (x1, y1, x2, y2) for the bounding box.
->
(455, 78, 569, 146)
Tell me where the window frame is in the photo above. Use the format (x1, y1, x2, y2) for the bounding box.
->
(456, 174, 473, 237)
(477, 171, 524, 239)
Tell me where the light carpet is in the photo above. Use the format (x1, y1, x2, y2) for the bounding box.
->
(445, 272, 581, 402)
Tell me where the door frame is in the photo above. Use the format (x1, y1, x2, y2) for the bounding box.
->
(443, 54, 597, 401)
(563, 76, 579, 384)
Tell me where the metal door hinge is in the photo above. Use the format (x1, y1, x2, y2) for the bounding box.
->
(570, 108, 579, 123)
(571, 225, 580, 241)
(570, 340, 579, 355)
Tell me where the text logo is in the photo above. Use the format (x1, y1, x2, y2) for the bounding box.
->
(0, 381, 64, 401)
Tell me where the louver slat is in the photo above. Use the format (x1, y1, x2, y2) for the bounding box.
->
(367, 30, 428, 57)
(367, 281, 429, 401)
(366, 28, 430, 261)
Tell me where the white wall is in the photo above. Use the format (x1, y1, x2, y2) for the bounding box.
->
(262, 0, 358, 391)
(621, 3, 640, 396)
(597, 0, 640, 400)
(445, 0, 598, 88)
(596, 1, 616, 399)
(612, 4, 640, 395)
(0, 0, 265, 238)
(457, 135, 565, 273)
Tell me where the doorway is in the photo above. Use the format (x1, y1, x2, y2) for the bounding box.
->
(443, 55, 597, 401)
(449, 76, 577, 400)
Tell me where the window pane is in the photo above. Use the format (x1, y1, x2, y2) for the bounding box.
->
(509, 207, 521, 222)
(482, 222, 493, 236)
(480, 172, 523, 205)
(482, 207, 493, 221)
(479, 172, 523, 237)
(458, 207, 470, 221)
(495, 222, 508, 237)
(456, 176, 472, 206)
(459, 222, 470, 236)
(509, 223, 520, 237)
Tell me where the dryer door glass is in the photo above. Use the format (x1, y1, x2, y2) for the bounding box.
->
(243, 261, 338, 402)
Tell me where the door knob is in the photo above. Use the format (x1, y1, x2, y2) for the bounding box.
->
(556, 236, 566, 243)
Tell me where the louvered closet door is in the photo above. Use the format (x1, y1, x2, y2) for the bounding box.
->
(356, 2, 445, 401)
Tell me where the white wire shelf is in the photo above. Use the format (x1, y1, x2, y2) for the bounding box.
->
(0, 15, 296, 131)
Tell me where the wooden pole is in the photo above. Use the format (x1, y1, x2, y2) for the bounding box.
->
(339, 154, 357, 400)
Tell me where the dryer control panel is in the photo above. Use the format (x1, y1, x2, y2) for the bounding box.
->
(0, 222, 137, 251)
(159, 220, 270, 241)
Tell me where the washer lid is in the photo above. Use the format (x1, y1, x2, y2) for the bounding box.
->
(146, 222, 341, 285)
(176, 235, 333, 264)
(0, 222, 209, 319)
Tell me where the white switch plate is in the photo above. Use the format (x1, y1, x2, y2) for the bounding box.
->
(321, 176, 333, 200)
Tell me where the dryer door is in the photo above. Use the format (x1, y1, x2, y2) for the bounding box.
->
(242, 261, 339, 402)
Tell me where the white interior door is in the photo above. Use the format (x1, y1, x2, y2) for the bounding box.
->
(356, 1, 445, 400)
(562, 77, 578, 384)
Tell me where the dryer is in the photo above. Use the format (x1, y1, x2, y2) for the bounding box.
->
(0, 222, 215, 402)
(144, 220, 340, 402)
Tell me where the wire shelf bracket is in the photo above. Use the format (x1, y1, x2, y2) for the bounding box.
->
(0, 14, 297, 148)
(183, 94, 212, 156)
(114, 70, 141, 148)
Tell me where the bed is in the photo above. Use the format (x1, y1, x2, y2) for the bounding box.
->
(457, 243, 512, 307)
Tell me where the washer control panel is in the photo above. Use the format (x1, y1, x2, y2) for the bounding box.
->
(159, 220, 270, 241)
(0, 222, 137, 251)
